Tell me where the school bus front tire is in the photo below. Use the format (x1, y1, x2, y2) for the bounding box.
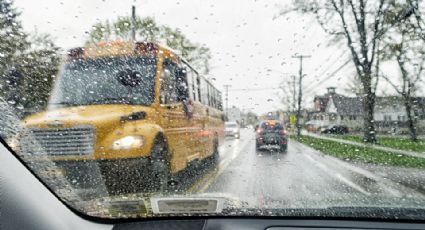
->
(98, 135, 172, 195)
(150, 135, 173, 192)
(97, 157, 150, 195)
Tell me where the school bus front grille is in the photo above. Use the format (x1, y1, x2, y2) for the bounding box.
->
(21, 126, 95, 156)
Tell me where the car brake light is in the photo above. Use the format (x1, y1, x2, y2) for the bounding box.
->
(281, 129, 288, 135)
(256, 128, 263, 134)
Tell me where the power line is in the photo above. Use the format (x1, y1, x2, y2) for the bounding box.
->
(312, 50, 348, 81)
(285, 48, 347, 101)
(304, 58, 352, 93)
(228, 87, 280, 91)
(304, 42, 346, 78)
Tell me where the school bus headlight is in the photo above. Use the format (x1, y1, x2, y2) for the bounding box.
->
(6, 135, 20, 150)
(112, 136, 144, 150)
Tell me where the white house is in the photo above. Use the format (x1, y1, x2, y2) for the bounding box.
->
(310, 87, 425, 134)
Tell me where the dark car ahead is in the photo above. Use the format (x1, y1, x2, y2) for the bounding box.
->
(321, 124, 349, 134)
(255, 120, 288, 152)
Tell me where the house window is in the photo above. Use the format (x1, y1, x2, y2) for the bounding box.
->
(349, 115, 356, 120)
(340, 115, 344, 120)
(384, 115, 392, 121)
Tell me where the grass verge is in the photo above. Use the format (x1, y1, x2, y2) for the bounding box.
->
(328, 135, 425, 153)
(292, 135, 425, 169)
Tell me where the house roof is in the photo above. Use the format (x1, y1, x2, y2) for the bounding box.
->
(314, 87, 425, 115)
(375, 96, 403, 109)
(330, 95, 363, 115)
(313, 95, 331, 112)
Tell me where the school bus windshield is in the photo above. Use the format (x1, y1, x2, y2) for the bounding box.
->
(49, 56, 157, 108)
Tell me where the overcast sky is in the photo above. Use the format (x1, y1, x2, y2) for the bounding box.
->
(14, 0, 402, 114)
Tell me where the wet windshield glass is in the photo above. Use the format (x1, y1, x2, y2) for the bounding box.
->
(261, 122, 283, 130)
(50, 57, 156, 108)
(1, 0, 425, 222)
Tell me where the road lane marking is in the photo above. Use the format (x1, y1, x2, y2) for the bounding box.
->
(186, 139, 241, 193)
(187, 141, 243, 193)
(188, 133, 253, 193)
(198, 136, 253, 192)
(313, 151, 425, 198)
(292, 139, 425, 198)
(303, 153, 371, 196)
(316, 153, 404, 197)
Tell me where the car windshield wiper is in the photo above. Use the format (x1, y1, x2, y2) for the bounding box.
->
(49, 102, 82, 107)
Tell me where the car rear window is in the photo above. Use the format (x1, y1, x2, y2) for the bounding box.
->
(225, 123, 237, 128)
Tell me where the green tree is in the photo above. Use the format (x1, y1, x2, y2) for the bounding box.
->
(0, 0, 61, 116)
(0, 0, 29, 95)
(87, 16, 211, 74)
(380, 0, 425, 141)
(0, 0, 29, 69)
(18, 33, 61, 113)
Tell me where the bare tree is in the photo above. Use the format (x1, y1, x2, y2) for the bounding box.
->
(283, 0, 391, 143)
(380, 2, 425, 141)
(401, 0, 425, 41)
(279, 75, 297, 113)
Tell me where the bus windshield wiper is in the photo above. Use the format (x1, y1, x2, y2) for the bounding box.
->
(87, 97, 134, 105)
(49, 102, 82, 106)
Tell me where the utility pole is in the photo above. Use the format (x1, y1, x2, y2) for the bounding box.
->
(131, 5, 136, 41)
(223, 84, 231, 120)
(291, 75, 296, 113)
(292, 54, 311, 136)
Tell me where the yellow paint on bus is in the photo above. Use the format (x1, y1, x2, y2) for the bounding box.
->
(22, 41, 224, 176)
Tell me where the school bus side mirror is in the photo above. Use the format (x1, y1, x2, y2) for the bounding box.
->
(176, 68, 188, 101)
(175, 67, 187, 79)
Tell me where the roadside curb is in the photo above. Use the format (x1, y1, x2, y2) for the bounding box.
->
(303, 132, 425, 159)
(290, 138, 425, 197)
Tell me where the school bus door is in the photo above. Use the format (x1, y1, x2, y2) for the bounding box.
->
(158, 60, 195, 173)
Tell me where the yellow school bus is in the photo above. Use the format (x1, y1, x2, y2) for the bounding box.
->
(21, 41, 224, 193)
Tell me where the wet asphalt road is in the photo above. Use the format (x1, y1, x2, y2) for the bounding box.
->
(45, 128, 425, 214)
(187, 129, 425, 209)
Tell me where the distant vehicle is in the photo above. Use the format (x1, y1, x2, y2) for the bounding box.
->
(225, 121, 240, 138)
(321, 124, 349, 134)
(255, 120, 288, 152)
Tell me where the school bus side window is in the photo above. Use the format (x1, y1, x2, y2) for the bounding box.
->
(176, 71, 189, 101)
(160, 61, 178, 104)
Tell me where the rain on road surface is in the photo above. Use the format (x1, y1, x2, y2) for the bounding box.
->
(188, 129, 425, 209)
(42, 128, 425, 213)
